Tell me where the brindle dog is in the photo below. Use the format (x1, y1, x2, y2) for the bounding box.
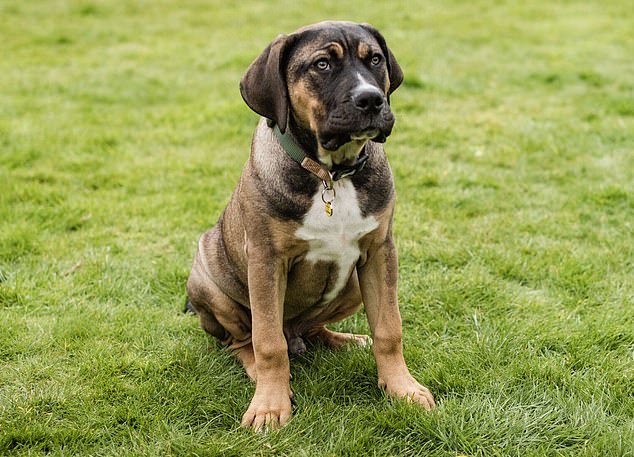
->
(186, 21, 436, 430)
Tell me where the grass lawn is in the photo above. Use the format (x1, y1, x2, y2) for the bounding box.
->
(1, 0, 633, 455)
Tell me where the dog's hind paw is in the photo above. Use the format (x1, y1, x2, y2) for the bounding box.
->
(308, 328, 371, 349)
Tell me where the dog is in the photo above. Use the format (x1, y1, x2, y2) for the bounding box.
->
(186, 21, 436, 430)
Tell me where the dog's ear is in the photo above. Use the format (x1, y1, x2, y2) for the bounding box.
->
(240, 34, 296, 133)
(359, 24, 404, 97)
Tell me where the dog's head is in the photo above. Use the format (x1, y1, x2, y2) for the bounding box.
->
(240, 21, 403, 166)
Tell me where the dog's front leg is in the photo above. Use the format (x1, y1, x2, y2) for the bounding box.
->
(240, 254, 292, 430)
(358, 236, 436, 410)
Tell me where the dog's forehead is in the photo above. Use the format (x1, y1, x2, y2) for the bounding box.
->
(289, 22, 380, 58)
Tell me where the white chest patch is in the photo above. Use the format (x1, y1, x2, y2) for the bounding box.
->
(295, 180, 379, 303)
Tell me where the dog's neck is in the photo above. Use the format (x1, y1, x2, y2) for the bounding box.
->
(286, 116, 320, 162)
(271, 120, 369, 183)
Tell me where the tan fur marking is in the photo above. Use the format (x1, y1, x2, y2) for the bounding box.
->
(288, 79, 325, 133)
(357, 42, 371, 60)
(328, 42, 345, 59)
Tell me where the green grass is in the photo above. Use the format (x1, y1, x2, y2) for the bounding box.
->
(1, 0, 633, 455)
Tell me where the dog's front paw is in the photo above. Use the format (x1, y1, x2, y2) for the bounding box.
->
(379, 373, 436, 410)
(241, 384, 292, 431)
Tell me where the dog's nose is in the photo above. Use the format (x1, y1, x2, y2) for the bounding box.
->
(352, 89, 385, 114)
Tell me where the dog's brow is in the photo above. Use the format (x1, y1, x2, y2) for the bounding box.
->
(318, 42, 344, 59)
(357, 42, 381, 59)
(357, 42, 371, 59)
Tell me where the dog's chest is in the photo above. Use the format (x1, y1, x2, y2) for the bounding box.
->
(295, 180, 378, 302)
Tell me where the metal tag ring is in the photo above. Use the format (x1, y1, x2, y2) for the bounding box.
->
(321, 187, 336, 204)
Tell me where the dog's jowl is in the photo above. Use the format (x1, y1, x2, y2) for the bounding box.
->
(186, 21, 436, 430)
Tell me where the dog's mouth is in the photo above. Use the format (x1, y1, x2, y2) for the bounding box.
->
(350, 128, 381, 141)
(319, 121, 393, 152)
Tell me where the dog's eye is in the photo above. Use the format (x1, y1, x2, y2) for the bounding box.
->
(314, 58, 331, 71)
(370, 54, 383, 66)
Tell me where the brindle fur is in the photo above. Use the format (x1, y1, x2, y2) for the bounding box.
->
(187, 21, 435, 430)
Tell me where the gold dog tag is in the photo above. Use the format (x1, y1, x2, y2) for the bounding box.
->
(321, 181, 336, 218)
(325, 202, 333, 217)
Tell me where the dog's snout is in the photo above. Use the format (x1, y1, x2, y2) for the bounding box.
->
(352, 88, 385, 114)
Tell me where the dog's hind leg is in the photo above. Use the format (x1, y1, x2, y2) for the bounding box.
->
(187, 247, 255, 379)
